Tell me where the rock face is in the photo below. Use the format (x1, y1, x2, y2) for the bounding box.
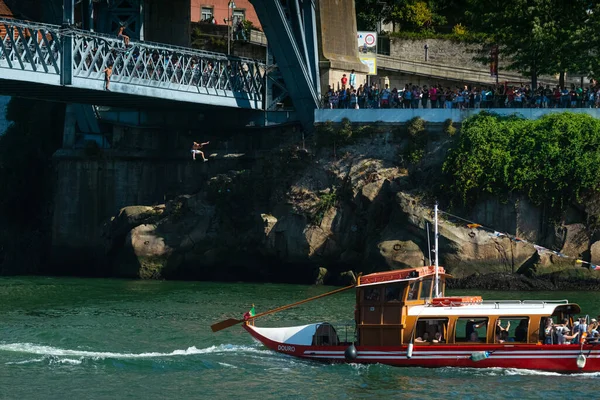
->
(101, 133, 600, 287)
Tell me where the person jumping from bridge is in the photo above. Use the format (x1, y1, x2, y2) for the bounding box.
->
(191, 141, 210, 161)
(118, 25, 130, 47)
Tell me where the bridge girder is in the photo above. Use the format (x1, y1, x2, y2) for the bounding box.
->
(251, 0, 321, 132)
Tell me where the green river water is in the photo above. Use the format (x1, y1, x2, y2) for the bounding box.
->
(0, 277, 598, 400)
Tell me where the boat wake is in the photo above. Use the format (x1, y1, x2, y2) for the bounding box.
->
(0, 342, 271, 365)
(440, 366, 600, 378)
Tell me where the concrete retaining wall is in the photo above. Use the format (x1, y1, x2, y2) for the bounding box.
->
(315, 108, 600, 124)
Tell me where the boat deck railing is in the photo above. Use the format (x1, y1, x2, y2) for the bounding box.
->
(475, 299, 570, 309)
(331, 321, 356, 344)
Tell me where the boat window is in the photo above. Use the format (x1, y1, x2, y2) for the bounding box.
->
(495, 317, 529, 343)
(363, 287, 381, 302)
(407, 281, 419, 300)
(455, 317, 489, 343)
(414, 318, 448, 344)
(385, 283, 405, 303)
(312, 323, 339, 346)
(419, 278, 432, 300)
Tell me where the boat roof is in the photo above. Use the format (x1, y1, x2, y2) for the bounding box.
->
(407, 300, 581, 317)
(358, 266, 448, 287)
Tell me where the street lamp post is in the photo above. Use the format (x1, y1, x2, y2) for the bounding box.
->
(227, 0, 236, 55)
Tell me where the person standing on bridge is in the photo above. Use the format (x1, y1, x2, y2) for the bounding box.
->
(104, 64, 113, 91)
(191, 141, 210, 162)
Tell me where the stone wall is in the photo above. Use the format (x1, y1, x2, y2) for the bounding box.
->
(390, 38, 484, 70)
(51, 120, 303, 271)
(381, 38, 585, 88)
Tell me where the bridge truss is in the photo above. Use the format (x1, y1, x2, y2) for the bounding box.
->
(0, 17, 267, 110)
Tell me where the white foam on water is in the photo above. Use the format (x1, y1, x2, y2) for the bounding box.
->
(5, 358, 46, 365)
(0, 342, 270, 360)
(217, 362, 238, 368)
(52, 358, 83, 365)
(440, 366, 600, 378)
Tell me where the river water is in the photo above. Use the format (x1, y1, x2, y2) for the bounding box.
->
(0, 277, 598, 399)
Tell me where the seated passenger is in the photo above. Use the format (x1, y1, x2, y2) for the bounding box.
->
(515, 319, 528, 342)
(415, 332, 430, 343)
(466, 319, 487, 339)
(432, 332, 444, 343)
(495, 319, 510, 337)
(469, 331, 480, 342)
(497, 330, 510, 343)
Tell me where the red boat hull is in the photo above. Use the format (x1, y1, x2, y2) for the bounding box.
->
(244, 324, 600, 373)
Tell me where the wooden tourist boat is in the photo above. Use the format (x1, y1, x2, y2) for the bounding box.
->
(212, 207, 600, 373)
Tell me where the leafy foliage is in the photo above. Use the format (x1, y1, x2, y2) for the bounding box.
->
(443, 112, 600, 212)
(315, 118, 379, 148)
(402, 117, 428, 164)
(443, 118, 457, 136)
(356, 0, 470, 33)
(464, 0, 592, 87)
(309, 190, 338, 225)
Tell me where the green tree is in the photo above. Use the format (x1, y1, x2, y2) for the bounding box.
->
(355, 0, 387, 31)
(584, 3, 600, 80)
(443, 112, 600, 213)
(465, 0, 590, 89)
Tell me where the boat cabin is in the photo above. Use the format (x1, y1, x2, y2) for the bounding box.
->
(356, 266, 581, 347)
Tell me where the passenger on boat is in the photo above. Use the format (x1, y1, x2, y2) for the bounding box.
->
(495, 319, 510, 336)
(515, 319, 528, 342)
(572, 319, 587, 344)
(469, 331, 480, 342)
(466, 319, 487, 339)
(432, 332, 444, 343)
(415, 332, 430, 343)
(543, 318, 554, 344)
(556, 326, 579, 345)
(496, 330, 510, 343)
(588, 319, 598, 335)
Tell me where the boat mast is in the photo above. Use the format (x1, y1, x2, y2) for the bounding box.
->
(434, 202, 440, 298)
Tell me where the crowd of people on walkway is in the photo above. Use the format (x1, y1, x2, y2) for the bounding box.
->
(324, 79, 600, 110)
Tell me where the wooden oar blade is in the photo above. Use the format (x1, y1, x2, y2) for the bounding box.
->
(211, 318, 242, 332)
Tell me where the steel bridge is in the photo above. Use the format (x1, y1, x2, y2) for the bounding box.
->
(0, 0, 324, 130)
(0, 17, 265, 110)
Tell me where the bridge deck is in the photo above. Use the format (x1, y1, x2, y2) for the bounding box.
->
(0, 18, 265, 110)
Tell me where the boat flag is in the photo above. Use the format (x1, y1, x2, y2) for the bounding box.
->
(243, 304, 256, 320)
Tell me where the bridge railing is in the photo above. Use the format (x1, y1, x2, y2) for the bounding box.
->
(0, 19, 62, 75)
(0, 17, 266, 105)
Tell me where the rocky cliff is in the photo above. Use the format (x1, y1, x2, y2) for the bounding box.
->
(102, 124, 600, 289)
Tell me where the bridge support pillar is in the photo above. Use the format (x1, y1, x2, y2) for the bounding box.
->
(316, 0, 368, 94)
(251, 0, 322, 131)
(62, 104, 77, 148)
(60, 0, 73, 86)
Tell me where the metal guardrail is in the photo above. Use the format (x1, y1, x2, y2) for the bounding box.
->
(479, 299, 570, 309)
(377, 54, 582, 86)
(0, 17, 266, 106)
